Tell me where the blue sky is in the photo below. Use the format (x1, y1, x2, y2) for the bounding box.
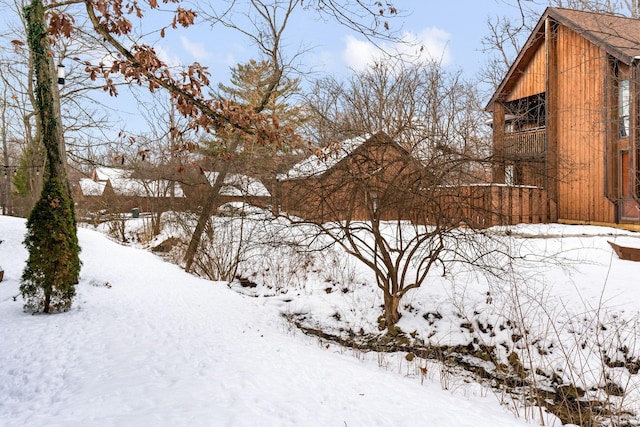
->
(67, 1, 548, 138)
(147, 1, 544, 86)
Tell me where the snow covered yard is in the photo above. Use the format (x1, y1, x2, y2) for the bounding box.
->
(111, 211, 640, 425)
(0, 215, 531, 427)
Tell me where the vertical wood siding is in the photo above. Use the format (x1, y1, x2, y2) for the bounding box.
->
(508, 44, 547, 101)
(554, 24, 615, 223)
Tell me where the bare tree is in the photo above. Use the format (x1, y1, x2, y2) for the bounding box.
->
(0, 0, 135, 214)
(304, 59, 490, 180)
(177, 1, 398, 272)
(280, 61, 492, 330)
(0, 83, 15, 215)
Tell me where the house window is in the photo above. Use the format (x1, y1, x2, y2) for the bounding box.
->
(505, 120, 515, 133)
(619, 79, 630, 137)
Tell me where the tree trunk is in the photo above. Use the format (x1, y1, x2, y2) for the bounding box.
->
(20, 0, 81, 311)
(151, 209, 163, 237)
(43, 288, 51, 314)
(26, 1, 67, 188)
(383, 292, 402, 330)
(50, 58, 70, 197)
(1, 86, 11, 215)
(183, 140, 238, 272)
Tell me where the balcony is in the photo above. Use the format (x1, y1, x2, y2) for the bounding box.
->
(504, 128, 546, 157)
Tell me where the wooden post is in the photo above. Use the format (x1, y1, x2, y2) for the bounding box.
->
(632, 58, 640, 203)
(492, 103, 506, 184)
(545, 17, 559, 207)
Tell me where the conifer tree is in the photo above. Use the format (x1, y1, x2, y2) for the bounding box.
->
(217, 59, 306, 156)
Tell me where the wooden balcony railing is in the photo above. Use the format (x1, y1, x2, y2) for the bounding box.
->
(504, 128, 546, 157)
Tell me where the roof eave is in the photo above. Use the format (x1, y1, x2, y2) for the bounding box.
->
(485, 9, 550, 112)
(486, 7, 640, 112)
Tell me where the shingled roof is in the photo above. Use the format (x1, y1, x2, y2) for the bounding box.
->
(550, 7, 640, 60)
(276, 132, 412, 182)
(486, 7, 640, 111)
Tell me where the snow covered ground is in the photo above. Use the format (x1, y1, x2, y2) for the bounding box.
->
(0, 215, 532, 427)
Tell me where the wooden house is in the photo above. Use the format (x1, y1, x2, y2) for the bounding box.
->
(276, 132, 432, 223)
(486, 7, 640, 228)
(75, 167, 187, 215)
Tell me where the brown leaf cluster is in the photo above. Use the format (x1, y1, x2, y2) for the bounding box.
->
(47, 11, 75, 38)
(51, 1, 299, 151)
(172, 7, 196, 28)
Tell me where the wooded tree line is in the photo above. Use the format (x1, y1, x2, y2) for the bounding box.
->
(0, 0, 632, 324)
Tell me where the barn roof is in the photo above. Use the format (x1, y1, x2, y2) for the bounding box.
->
(276, 134, 370, 181)
(93, 167, 132, 182)
(549, 7, 640, 61)
(90, 167, 185, 198)
(278, 132, 413, 182)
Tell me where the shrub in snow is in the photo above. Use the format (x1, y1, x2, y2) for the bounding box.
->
(20, 179, 81, 313)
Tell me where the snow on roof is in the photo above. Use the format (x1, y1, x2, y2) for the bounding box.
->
(204, 172, 271, 197)
(94, 167, 132, 182)
(110, 178, 185, 198)
(277, 134, 370, 181)
(79, 178, 106, 196)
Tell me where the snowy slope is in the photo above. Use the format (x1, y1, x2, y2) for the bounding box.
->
(0, 215, 527, 427)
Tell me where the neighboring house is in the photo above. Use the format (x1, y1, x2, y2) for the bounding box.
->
(277, 132, 551, 226)
(182, 170, 272, 212)
(276, 132, 431, 222)
(76, 178, 109, 214)
(486, 7, 640, 228)
(75, 167, 186, 214)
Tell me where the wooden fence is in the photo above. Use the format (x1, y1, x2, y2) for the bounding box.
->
(418, 184, 556, 228)
(279, 180, 556, 228)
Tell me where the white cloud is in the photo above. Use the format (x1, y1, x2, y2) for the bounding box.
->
(342, 27, 452, 72)
(342, 36, 381, 71)
(155, 45, 182, 68)
(408, 27, 452, 64)
(180, 36, 212, 61)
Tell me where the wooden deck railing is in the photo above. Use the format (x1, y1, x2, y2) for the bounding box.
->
(504, 128, 546, 156)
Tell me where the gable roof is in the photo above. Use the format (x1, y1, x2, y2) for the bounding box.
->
(204, 172, 271, 197)
(89, 167, 185, 198)
(486, 7, 640, 111)
(551, 8, 640, 60)
(79, 178, 107, 196)
(109, 178, 185, 198)
(277, 134, 370, 181)
(277, 132, 409, 181)
(93, 167, 132, 181)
